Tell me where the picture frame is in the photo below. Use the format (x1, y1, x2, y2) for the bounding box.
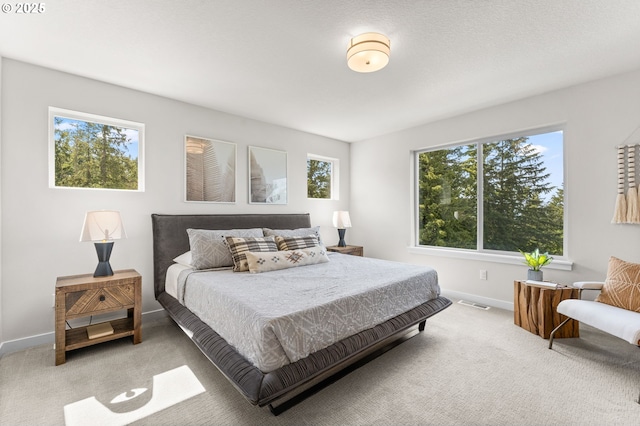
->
(248, 146, 287, 204)
(185, 135, 236, 203)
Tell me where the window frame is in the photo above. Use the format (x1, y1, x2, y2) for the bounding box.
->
(411, 125, 571, 270)
(307, 153, 339, 200)
(48, 107, 145, 192)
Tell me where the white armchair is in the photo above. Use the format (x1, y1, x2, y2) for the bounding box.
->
(549, 281, 640, 348)
(549, 281, 640, 403)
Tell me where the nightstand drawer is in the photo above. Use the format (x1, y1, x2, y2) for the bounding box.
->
(66, 284, 135, 315)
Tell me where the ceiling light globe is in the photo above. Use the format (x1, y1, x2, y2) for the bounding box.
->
(347, 32, 390, 73)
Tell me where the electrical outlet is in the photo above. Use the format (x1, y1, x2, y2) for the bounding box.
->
(479, 270, 488, 280)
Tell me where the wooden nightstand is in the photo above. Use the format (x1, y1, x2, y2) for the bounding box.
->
(513, 280, 579, 339)
(55, 269, 142, 365)
(326, 245, 364, 257)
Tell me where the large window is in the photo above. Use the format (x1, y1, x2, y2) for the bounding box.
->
(307, 154, 338, 199)
(49, 107, 144, 191)
(416, 129, 564, 256)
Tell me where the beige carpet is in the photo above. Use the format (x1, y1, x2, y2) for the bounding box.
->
(1, 299, 639, 425)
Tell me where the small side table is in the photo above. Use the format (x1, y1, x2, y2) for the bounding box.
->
(326, 245, 363, 257)
(55, 269, 142, 365)
(513, 280, 579, 339)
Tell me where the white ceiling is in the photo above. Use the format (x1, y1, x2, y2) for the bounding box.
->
(1, 0, 640, 142)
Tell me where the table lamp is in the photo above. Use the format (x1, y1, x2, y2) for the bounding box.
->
(80, 210, 127, 277)
(332, 211, 352, 247)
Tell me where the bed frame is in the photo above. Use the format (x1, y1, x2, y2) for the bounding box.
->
(151, 213, 451, 414)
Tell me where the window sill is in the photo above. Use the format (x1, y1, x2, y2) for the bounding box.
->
(406, 246, 573, 271)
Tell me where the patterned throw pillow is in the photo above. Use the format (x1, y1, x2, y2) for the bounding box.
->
(263, 226, 324, 246)
(187, 228, 263, 270)
(245, 245, 330, 273)
(275, 235, 319, 251)
(225, 236, 278, 272)
(595, 256, 640, 313)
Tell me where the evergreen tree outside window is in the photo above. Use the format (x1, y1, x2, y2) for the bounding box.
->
(307, 154, 338, 199)
(49, 107, 145, 191)
(416, 130, 564, 256)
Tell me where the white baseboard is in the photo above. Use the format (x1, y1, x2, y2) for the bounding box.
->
(440, 289, 514, 311)
(0, 309, 168, 357)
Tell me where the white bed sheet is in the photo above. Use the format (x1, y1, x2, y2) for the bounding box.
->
(165, 263, 193, 299)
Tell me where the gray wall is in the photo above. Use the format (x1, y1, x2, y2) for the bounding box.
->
(0, 59, 350, 348)
(351, 69, 640, 309)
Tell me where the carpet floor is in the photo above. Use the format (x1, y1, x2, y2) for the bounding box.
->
(1, 299, 639, 425)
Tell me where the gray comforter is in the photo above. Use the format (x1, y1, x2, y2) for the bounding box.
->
(177, 253, 439, 372)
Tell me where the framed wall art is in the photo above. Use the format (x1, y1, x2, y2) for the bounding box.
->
(185, 135, 236, 203)
(248, 146, 287, 204)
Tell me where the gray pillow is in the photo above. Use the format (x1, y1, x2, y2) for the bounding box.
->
(263, 226, 324, 246)
(187, 228, 263, 269)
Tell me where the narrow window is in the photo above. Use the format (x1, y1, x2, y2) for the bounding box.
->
(307, 155, 338, 200)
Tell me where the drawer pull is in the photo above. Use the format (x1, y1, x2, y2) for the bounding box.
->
(99, 295, 106, 302)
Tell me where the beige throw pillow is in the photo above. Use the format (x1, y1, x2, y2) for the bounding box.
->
(245, 246, 330, 274)
(595, 256, 640, 313)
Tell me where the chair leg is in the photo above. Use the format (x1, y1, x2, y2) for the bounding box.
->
(548, 317, 573, 349)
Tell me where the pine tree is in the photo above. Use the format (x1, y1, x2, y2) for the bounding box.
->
(307, 159, 331, 198)
(418, 137, 563, 254)
(483, 138, 554, 252)
(54, 119, 138, 190)
(418, 145, 476, 248)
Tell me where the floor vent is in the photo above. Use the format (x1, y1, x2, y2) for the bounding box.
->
(457, 299, 490, 310)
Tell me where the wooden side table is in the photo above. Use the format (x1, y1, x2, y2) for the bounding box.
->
(513, 280, 579, 339)
(55, 269, 142, 365)
(326, 245, 364, 257)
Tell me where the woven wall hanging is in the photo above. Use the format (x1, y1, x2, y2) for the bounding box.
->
(612, 127, 640, 224)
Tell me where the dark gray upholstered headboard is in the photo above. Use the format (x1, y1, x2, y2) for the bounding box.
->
(151, 213, 312, 298)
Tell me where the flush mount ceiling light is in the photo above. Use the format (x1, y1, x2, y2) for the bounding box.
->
(347, 32, 390, 73)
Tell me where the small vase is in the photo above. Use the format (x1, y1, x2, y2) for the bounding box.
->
(527, 269, 543, 281)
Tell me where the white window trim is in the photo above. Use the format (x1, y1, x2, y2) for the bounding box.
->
(307, 153, 339, 200)
(48, 107, 145, 192)
(410, 124, 569, 268)
(406, 245, 573, 270)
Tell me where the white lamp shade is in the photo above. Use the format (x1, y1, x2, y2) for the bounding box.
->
(80, 210, 127, 242)
(332, 211, 352, 228)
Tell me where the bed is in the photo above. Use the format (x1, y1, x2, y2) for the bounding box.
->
(151, 213, 451, 414)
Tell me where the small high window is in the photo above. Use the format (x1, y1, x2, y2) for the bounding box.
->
(49, 107, 145, 191)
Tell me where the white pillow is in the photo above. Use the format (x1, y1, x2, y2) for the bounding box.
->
(173, 251, 193, 266)
(245, 246, 330, 273)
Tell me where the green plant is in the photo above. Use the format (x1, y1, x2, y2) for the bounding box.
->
(520, 248, 553, 271)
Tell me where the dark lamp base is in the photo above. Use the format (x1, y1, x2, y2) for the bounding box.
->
(93, 241, 115, 277)
(337, 228, 347, 247)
